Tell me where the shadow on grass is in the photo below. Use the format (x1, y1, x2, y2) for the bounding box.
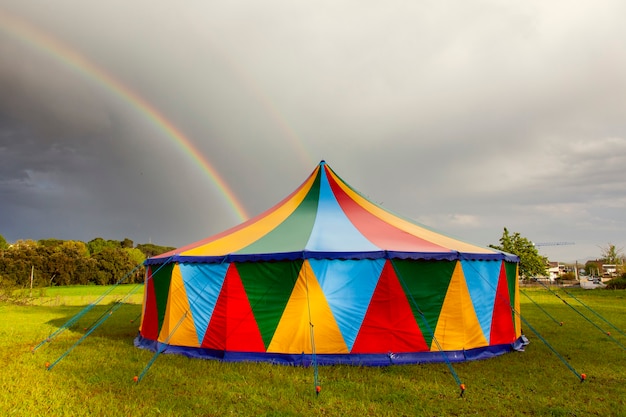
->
(44, 302, 143, 342)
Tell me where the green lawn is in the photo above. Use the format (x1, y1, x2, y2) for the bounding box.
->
(17, 284, 145, 306)
(1, 285, 625, 416)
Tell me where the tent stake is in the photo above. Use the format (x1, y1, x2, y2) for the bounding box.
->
(514, 311, 585, 381)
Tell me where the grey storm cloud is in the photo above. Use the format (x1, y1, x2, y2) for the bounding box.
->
(1, 0, 626, 262)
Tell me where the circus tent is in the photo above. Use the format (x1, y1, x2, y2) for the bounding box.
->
(135, 161, 523, 365)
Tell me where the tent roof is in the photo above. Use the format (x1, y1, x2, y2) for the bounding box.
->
(147, 161, 517, 265)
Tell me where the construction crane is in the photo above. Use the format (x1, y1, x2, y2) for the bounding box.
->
(532, 242, 575, 247)
(532, 242, 577, 280)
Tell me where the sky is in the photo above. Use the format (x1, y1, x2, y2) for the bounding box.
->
(1, 1, 625, 263)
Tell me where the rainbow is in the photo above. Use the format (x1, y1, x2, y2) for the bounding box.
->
(0, 8, 249, 222)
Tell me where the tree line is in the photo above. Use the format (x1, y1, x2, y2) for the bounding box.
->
(2, 229, 623, 292)
(0, 235, 173, 290)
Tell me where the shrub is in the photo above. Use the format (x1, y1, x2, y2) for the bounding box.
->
(605, 275, 626, 289)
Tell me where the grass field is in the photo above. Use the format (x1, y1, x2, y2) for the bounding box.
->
(1, 285, 625, 416)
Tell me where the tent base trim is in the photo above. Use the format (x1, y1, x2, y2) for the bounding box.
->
(134, 334, 527, 366)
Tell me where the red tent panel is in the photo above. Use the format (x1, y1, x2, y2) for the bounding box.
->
(201, 264, 265, 352)
(489, 263, 516, 345)
(351, 261, 429, 353)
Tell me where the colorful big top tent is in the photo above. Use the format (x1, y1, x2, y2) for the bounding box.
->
(136, 161, 523, 365)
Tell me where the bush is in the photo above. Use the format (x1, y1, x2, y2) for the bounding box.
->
(605, 275, 626, 289)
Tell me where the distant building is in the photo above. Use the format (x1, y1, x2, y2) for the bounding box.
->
(602, 264, 617, 278)
(547, 261, 565, 281)
(584, 259, 622, 282)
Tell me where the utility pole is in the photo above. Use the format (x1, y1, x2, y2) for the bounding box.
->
(30, 265, 34, 297)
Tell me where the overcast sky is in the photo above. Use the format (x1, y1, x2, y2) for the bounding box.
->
(1, 1, 625, 263)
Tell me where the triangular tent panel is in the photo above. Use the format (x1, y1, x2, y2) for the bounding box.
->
(489, 262, 517, 345)
(506, 261, 522, 335)
(235, 260, 302, 349)
(433, 261, 489, 351)
(390, 259, 456, 348)
(201, 264, 265, 352)
(268, 260, 347, 354)
(136, 161, 522, 365)
(461, 259, 501, 343)
(351, 260, 429, 353)
(181, 262, 229, 345)
(139, 266, 159, 341)
(309, 258, 384, 351)
(158, 264, 197, 347)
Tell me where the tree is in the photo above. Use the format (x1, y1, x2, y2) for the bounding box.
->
(489, 228, 547, 279)
(87, 237, 120, 256)
(37, 239, 65, 248)
(136, 243, 176, 258)
(92, 247, 136, 285)
(121, 238, 134, 249)
(599, 243, 624, 274)
(0, 234, 8, 250)
(44, 241, 91, 285)
(124, 247, 146, 283)
(585, 261, 601, 277)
